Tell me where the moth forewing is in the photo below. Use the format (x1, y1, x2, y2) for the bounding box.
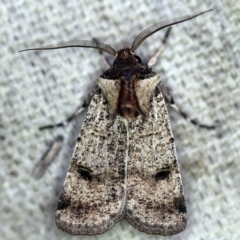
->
(55, 90, 127, 235)
(126, 86, 186, 235)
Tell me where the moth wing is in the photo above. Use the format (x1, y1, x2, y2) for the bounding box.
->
(126, 87, 187, 235)
(55, 90, 127, 235)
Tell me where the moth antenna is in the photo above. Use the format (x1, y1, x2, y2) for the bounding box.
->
(20, 39, 117, 56)
(131, 9, 213, 51)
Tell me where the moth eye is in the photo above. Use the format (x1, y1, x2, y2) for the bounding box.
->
(155, 170, 171, 181)
(78, 167, 93, 181)
(134, 55, 142, 63)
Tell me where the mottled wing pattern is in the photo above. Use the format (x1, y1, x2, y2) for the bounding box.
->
(126, 86, 187, 235)
(55, 90, 127, 235)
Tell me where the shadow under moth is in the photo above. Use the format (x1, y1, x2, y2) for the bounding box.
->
(21, 9, 213, 236)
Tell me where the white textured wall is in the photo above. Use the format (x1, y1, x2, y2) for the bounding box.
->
(1, 1, 239, 240)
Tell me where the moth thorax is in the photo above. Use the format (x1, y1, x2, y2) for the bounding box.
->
(118, 74, 139, 120)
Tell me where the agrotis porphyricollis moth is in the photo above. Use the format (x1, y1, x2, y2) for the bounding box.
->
(20, 10, 213, 236)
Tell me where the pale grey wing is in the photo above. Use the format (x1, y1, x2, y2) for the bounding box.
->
(126, 87, 187, 235)
(55, 90, 127, 235)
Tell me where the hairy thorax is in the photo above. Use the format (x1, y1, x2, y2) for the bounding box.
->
(97, 48, 160, 121)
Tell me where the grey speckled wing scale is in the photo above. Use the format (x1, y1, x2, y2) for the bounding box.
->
(126, 79, 187, 235)
(55, 90, 127, 235)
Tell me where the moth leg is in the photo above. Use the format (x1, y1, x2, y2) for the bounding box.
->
(39, 89, 95, 130)
(158, 83, 215, 130)
(147, 27, 171, 67)
(32, 135, 64, 179)
(93, 38, 111, 69)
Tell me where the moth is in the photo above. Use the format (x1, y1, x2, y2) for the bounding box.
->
(21, 10, 213, 235)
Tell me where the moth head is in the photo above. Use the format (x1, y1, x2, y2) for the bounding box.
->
(20, 9, 212, 57)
